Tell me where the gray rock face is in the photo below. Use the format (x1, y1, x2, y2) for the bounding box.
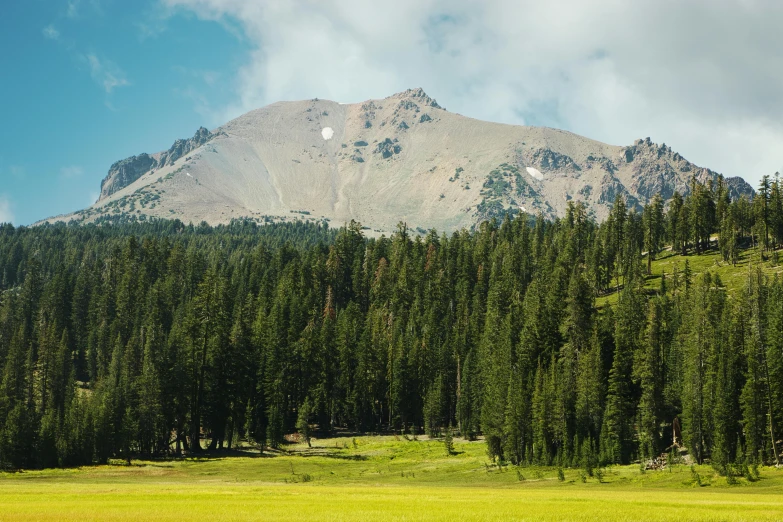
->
(375, 138, 402, 159)
(622, 137, 754, 205)
(157, 126, 212, 169)
(527, 148, 580, 171)
(100, 154, 156, 201)
(99, 127, 213, 200)
(725, 176, 755, 201)
(402, 87, 443, 109)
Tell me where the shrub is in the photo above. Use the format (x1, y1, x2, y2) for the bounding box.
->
(443, 427, 454, 456)
(690, 465, 702, 487)
(726, 467, 738, 485)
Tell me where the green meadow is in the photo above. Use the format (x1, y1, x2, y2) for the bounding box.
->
(596, 243, 783, 308)
(2, 436, 782, 521)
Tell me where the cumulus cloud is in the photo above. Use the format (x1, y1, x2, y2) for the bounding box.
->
(67, 0, 102, 19)
(42, 24, 60, 40)
(67, 0, 80, 18)
(9, 165, 26, 179)
(173, 65, 222, 86)
(60, 165, 84, 179)
(162, 0, 783, 185)
(85, 53, 129, 93)
(0, 196, 14, 225)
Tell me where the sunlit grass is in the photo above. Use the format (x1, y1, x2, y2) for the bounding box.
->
(596, 245, 783, 308)
(1, 436, 782, 521)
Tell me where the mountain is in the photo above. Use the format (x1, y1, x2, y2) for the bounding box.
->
(99, 126, 213, 200)
(47, 88, 754, 232)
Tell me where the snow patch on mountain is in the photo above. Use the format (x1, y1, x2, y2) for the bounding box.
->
(526, 167, 544, 180)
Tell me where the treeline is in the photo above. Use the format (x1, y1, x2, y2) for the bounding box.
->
(0, 175, 782, 472)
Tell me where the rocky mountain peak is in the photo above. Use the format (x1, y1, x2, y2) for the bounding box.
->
(53, 90, 756, 232)
(98, 126, 215, 200)
(619, 137, 753, 203)
(389, 88, 444, 110)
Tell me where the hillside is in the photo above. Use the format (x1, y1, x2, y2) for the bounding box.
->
(597, 244, 783, 309)
(43, 88, 753, 232)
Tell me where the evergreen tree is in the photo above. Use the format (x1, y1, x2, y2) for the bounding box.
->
(643, 194, 665, 275)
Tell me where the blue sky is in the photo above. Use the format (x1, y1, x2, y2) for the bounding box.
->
(0, 0, 249, 225)
(2, 0, 782, 225)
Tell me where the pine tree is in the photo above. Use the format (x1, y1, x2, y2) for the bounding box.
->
(636, 299, 664, 460)
(757, 175, 771, 252)
(681, 272, 724, 464)
(502, 367, 527, 465)
(668, 192, 684, 253)
(643, 194, 665, 275)
(575, 327, 604, 445)
(765, 276, 783, 465)
(711, 299, 743, 472)
(296, 396, 313, 447)
(600, 278, 644, 465)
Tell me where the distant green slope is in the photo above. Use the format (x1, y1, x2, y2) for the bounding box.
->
(597, 245, 783, 308)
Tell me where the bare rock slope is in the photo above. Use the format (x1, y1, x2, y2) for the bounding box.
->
(53, 88, 753, 232)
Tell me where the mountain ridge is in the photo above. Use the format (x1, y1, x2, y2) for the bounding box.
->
(46, 88, 754, 231)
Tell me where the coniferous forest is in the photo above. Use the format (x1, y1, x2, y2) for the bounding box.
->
(1, 176, 782, 473)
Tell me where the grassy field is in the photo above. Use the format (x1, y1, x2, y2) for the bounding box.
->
(1, 436, 782, 521)
(596, 244, 783, 308)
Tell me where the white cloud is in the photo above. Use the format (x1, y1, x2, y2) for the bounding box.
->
(9, 165, 26, 179)
(85, 53, 130, 93)
(162, 0, 783, 186)
(172, 66, 224, 118)
(67, 0, 102, 19)
(173, 66, 222, 86)
(173, 86, 213, 119)
(0, 196, 14, 225)
(42, 24, 60, 40)
(60, 165, 84, 179)
(67, 0, 79, 18)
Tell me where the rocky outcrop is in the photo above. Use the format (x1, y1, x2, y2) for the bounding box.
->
(597, 173, 629, 205)
(157, 126, 212, 169)
(375, 138, 402, 159)
(393, 87, 444, 110)
(526, 148, 580, 172)
(99, 127, 214, 200)
(620, 137, 754, 206)
(100, 154, 157, 201)
(725, 176, 755, 201)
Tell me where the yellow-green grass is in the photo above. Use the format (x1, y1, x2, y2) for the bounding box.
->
(597, 245, 783, 308)
(1, 436, 782, 521)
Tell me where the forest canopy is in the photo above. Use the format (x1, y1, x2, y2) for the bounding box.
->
(0, 174, 782, 472)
